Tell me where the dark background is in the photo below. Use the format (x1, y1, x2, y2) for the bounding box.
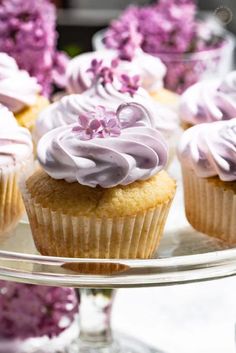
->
(55, 0, 236, 55)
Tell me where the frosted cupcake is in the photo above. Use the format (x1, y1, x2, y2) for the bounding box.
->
(36, 59, 179, 162)
(0, 105, 33, 235)
(66, 49, 165, 93)
(24, 103, 176, 259)
(0, 53, 49, 132)
(0, 281, 78, 353)
(66, 49, 179, 109)
(180, 71, 236, 129)
(178, 118, 236, 242)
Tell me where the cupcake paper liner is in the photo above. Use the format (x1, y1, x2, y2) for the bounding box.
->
(22, 182, 173, 259)
(182, 167, 236, 242)
(0, 156, 33, 235)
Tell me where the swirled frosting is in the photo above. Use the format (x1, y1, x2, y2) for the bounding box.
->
(180, 71, 236, 125)
(66, 49, 166, 94)
(35, 79, 178, 142)
(0, 104, 33, 166)
(178, 118, 236, 181)
(37, 103, 168, 188)
(0, 53, 41, 113)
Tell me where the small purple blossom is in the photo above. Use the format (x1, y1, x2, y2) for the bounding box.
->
(100, 67, 114, 84)
(72, 113, 102, 140)
(0, 0, 69, 96)
(86, 59, 103, 77)
(72, 106, 121, 140)
(86, 59, 115, 85)
(0, 281, 78, 340)
(119, 74, 140, 96)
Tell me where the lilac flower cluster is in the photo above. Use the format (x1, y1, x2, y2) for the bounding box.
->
(104, 0, 226, 93)
(87, 59, 140, 96)
(0, 281, 78, 340)
(73, 106, 121, 140)
(0, 0, 69, 96)
(104, 7, 142, 61)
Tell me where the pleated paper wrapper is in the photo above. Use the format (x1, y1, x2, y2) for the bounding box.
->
(0, 156, 33, 235)
(182, 167, 236, 242)
(22, 183, 174, 261)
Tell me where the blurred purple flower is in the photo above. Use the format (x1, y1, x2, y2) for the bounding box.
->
(0, 0, 69, 96)
(87, 59, 114, 84)
(87, 59, 103, 77)
(73, 106, 121, 140)
(104, 6, 142, 61)
(86, 59, 117, 85)
(0, 281, 78, 340)
(104, 0, 225, 93)
(119, 74, 140, 96)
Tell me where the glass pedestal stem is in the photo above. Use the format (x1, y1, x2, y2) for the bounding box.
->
(71, 288, 159, 353)
(78, 289, 117, 352)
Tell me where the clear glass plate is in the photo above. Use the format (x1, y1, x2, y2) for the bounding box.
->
(0, 161, 235, 288)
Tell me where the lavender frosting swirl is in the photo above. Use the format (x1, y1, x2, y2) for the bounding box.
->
(0, 105, 33, 166)
(180, 71, 236, 125)
(37, 103, 168, 188)
(178, 118, 236, 181)
(0, 53, 41, 113)
(35, 79, 178, 142)
(66, 49, 166, 94)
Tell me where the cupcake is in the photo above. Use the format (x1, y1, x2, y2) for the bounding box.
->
(66, 49, 166, 95)
(0, 105, 33, 235)
(23, 103, 176, 259)
(180, 71, 236, 129)
(178, 118, 236, 242)
(66, 49, 179, 110)
(36, 59, 179, 163)
(0, 281, 78, 353)
(0, 53, 49, 132)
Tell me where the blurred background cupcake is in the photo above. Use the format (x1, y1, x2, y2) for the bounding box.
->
(0, 105, 33, 236)
(66, 49, 166, 97)
(0, 53, 49, 132)
(178, 118, 236, 242)
(179, 70, 236, 129)
(0, 281, 78, 353)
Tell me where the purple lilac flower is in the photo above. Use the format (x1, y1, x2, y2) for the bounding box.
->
(73, 106, 121, 140)
(87, 59, 115, 85)
(119, 74, 140, 96)
(87, 59, 104, 77)
(104, 0, 226, 93)
(72, 113, 102, 140)
(0, 281, 78, 340)
(86, 58, 141, 96)
(0, 0, 69, 96)
(104, 6, 142, 61)
(105, 1, 196, 57)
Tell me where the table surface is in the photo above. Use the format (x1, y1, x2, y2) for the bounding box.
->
(113, 277, 236, 353)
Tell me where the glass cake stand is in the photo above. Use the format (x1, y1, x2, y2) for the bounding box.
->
(0, 162, 236, 353)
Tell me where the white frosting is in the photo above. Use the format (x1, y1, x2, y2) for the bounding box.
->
(37, 103, 168, 188)
(0, 104, 33, 166)
(178, 118, 236, 181)
(35, 80, 178, 143)
(180, 71, 236, 125)
(66, 49, 166, 94)
(0, 53, 41, 113)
